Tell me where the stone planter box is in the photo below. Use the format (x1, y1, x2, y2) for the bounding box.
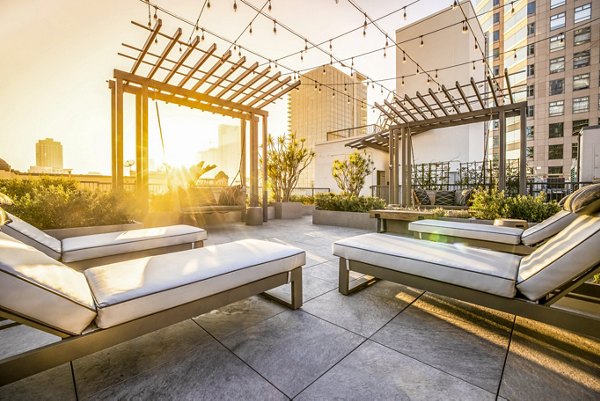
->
(302, 205, 315, 216)
(274, 202, 304, 219)
(44, 221, 144, 240)
(312, 210, 377, 231)
(267, 206, 275, 220)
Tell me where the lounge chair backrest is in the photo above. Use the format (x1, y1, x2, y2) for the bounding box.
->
(2, 213, 62, 259)
(516, 212, 600, 301)
(520, 210, 577, 246)
(0, 232, 96, 335)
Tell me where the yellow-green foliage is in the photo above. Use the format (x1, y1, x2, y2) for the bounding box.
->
(469, 188, 560, 222)
(315, 193, 385, 212)
(332, 150, 374, 196)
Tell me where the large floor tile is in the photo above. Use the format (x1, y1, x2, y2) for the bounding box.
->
(295, 340, 497, 401)
(0, 363, 76, 401)
(372, 293, 512, 393)
(302, 281, 420, 337)
(222, 310, 365, 398)
(194, 295, 286, 340)
(0, 323, 60, 359)
(499, 317, 600, 401)
(82, 335, 287, 401)
(265, 271, 336, 303)
(74, 320, 210, 398)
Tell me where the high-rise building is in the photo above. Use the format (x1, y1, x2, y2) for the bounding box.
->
(197, 124, 242, 183)
(475, 0, 599, 180)
(35, 138, 63, 169)
(288, 65, 367, 187)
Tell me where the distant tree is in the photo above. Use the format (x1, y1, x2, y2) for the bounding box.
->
(332, 150, 375, 196)
(266, 133, 315, 202)
(189, 161, 217, 187)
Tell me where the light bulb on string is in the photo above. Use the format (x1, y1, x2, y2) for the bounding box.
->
(514, 49, 517, 59)
(416, 65, 419, 74)
(380, 86, 383, 95)
(383, 47, 387, 58)
(268, 0, 272, 12)
(452, 0, 458, 9)
(511, 1, 515, 14)
(401, 76, 405, 86)
(305, 39, 308, 51)
(420, 36, 424, 47)
(427, 76, 431, 85)
(344, 83, 347, 92)
(347, 96, 351, 104)
(207, 0, 211, 9)
(462, 21, 468, 33)
(403, 51, 406, 63)
(472, 61, 476, 70)
(300, 51, 303, 61)
(201, 29, 205, 41)
(385, 36, 389, 47)
(323, 65, 326, 75)
(329, 40, 332, 51)
(330, 54, 333, 65)
(314, 83, 317, 91)
(332, 90, 335, 98)
(435, 69, 438, 79)
(179, 44, 182, 53)
(403, 7, 407, 20)
(249, 24, 252, 34)
(351, 57, 354, 68)
(233, 0, 237, 11)
(273, 20, 277, 34)
(363, 13, 367, 36)
(318, 85, 321, 93)
(153, 6, 158, 20)
(475, 41, 478, 50)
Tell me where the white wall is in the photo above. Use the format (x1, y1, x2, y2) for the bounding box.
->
(314, 139, 387, 196)
(579, 126, 600, 182)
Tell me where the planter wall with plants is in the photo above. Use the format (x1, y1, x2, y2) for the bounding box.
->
(313, 209, 377, 231)
(45, 222, 144, 240)
(274, 202, 304, 219)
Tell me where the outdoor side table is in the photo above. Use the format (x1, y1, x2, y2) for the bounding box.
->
(369, 209, 437, 235)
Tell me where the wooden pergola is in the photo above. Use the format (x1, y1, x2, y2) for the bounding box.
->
(109, 19, 299, 221)
(347, 70, 527, 205)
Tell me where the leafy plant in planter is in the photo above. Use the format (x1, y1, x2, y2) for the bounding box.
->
(266, 133, 315, 202)
(332, 150, 375, 196)
(315, 193, 385, 213)
(469, 188, 560, 222)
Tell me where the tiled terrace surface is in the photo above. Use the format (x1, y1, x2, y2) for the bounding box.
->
(1, 216, 599, 400)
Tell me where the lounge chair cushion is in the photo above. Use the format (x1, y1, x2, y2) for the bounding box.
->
(520, 210, 577, 246)
(0, 233, 97, 335)
(562, 183, 600, 214)
(409, 219, 523, 245)
(333, 233, 520, 298)
(517, 213, 600, 301)
(2, 213, 62, 260)
(85, 239, 305, 329)
(61, 225, 207, 263)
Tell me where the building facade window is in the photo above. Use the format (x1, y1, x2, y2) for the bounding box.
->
(549, 122, 564, 138)
(493, 48, 500, 59)
(573, 74, 590, 91)
(574, 4, 591, 24)
(527, 105, 535, 117)
(550, 13, 565, 30)
(493, 30, 500, 42)
(527, 84, 535, 97)
(493, 0, 500, 5)
(527, 126, 535, 139)
(574, 27, 591, 45)
(493, 12, 500, 24)
(549, 79, 564, 95)
(527, 1, 536, 15)
(527, 44, 535, 56)
(573, 51, 590, 68)
(549, 100, 564, 116)
(573, 97, 589, 113)
(493, 65, 500, 76)
(549, 33, 565, 51)
(549, 144, 563, 160)
(527, 22, 536, 35)
(551, 0, 565, 8)
(573, 119, 588, 135)
(527, 64, 535, 77)
(548, 166, 563, 175)
(572, 143, 578, 159)
(527, 146, 534, 159)
(549, 56, 565, 73)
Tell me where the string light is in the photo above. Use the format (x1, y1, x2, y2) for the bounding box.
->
(435, 69, 438, 79)
(403, 51, 406, 63)
(385, 36, 389, 47)
(401, 76, 405, 86)
(249, 24, 253, 34)
(347, 96, 351, 104)
(332, 90, 335, 98)
(383, 47, 387, 58)
(403, 7, 407, 20)
(314, 83, 317, 91)
(473, 61, 476, 70)
(201, 28, 205, 41)
(452, 0, 458, 9)
(416, 65, 419, 74)
(514, 49, 517, 59)
(268, 0, 272, 12)
(363, 13, 367, 36)
(233, 0, 237, 11)
(420, 36, 424, 46)
(329, 40, 332, 51)
(323, 65, 326, 75)
(344, 83, 347, 92)
(207, 0, 211, 9)
(511, 1, 515, 14)
(273, 20, 277, 34)
(179, 44, 182, 53)
(304, 38, 308, 51)
(427, 76, 431, 84)
(147, 1, 152, 27)
(153, 6, 158, 20)
(462, 21, 468, 33)
(300, 51, 303, 61)
(475, 41, 478, 50)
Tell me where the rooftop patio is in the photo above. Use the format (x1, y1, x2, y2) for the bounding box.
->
(1, 216, 598, 400)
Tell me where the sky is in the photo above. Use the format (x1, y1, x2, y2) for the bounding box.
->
(0, 0, 447, 174)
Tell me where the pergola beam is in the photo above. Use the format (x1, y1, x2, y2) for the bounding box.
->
(375, 102, 401, 125)
(163, 36, 200, 84)
(130, 19, 162, 75)
(456, 81, 473, 112)
(178, 43, 217, 88)
(504, 68, 515, 104)
(239, 71, 281, 104)
(428, 88, 449, 116)
(441, 85, 460, 114)
(397, 98, 419, 122)
(247, 76, 291, 107)
(471, 78, 486, 109)
(191, 50, 232, 92)
(205, 56, 246, 95)
(256, 80, 301, 109)
(147, 28, 182, 80)
(216, 61, 258, 99)
(487, 75, 500, 107)
(404, 95, 427, 120)
(384, 100, 409, 124)
(227, 67, 271, 101)
(416, 91, 437, 118)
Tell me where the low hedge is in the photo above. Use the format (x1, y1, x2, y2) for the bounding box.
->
(469, 188, 560, 222)
(314, 193, 385, 213)
(0, 178, 139, 229)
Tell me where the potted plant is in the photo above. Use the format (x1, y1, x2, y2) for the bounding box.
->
(266, 133, 314, 219)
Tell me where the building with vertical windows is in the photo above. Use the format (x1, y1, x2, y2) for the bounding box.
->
(288, 65, 367, 188)
(35, 138, 63, 169)
(475, 0, 599, 180)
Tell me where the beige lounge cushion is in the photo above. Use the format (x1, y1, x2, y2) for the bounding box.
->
(0, 233, 96, 335)
(333, 233, 520, 298)
(61, 225, 207, 263)
(2, 213, 62, 260)
(409, 219, 523, 245)
(517, 213, 600, 301)
(85, 239, 305, 329)
(562, 183, 600, 214)
(520, 210, 577, 246)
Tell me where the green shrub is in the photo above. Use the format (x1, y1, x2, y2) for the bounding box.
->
(469, 188, 560, 222)
(289, 194, 315, 205)
(314, 193, 385, 213)
(0, 178, 138, 229)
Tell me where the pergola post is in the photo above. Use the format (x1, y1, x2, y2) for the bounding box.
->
(404, 128, 413, 207)
(498, 109, 506, 191)
(135, 88, 149, 209)
(115, 78, 124, 191)
(519, 105, 527, 195)
(109, 80, 117, 189)
(393, 128, 400, 204)
(250, 116, 259, 207)
(240, 119, 247, 189)
(262, 116, 268, 222)
(135, 94, 142, 193)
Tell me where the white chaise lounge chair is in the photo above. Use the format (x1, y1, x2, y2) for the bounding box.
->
(2, 212, 207, 267)
(333, 191, 600, 339)
(408, 184, 599, 254)
(0, 232, 305, 385)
